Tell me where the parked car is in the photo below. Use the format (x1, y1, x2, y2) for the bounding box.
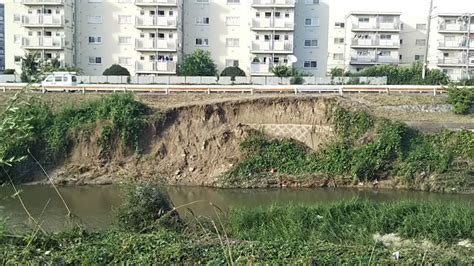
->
(41, 72, 78, 87)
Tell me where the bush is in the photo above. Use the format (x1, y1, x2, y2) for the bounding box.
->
(179, 50, 217, 76)
(115, 184, 180, 232)
(220, 66, 246, 81)
(447, 85, 474, 114)
(3, 69, 15, 75)
(103, 64, 131, 76)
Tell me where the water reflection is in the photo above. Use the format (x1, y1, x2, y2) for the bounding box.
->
(0, 185, 472, 232)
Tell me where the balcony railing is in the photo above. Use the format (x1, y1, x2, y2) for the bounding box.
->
(251, 63, 272, 75)
(252, 18, 294, 29)
(22, 14, 63, 27)
(252, 41, 293, 53)
(438, 58, 468, 65)
(135, 38, 177, 51)
(135, 16, 177, 28)
(350, 56, 399, 64)
(22, 37, 63, 49)
(135, 61, 177, 73)
(438, 40, 474, 49)
(351, 39, 400, 47)
(439, 23, 469, 32)
(352, 22, 400, 31)
(21, 0, 64, 5)
(252, 0, 295, 7)
(135, 0, 177, 6)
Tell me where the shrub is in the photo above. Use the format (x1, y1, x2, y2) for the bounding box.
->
(271, 65, 292, 78)
(447, 85, 474, 114)
(115, 184, 180, 232)
(3, 69, 15, 75)
(220, 66, 246, 81)
(179, 50, 217, 76)
(103, 64, 131, 76)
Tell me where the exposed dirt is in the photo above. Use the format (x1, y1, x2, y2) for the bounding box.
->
(53, 96, 341, 186)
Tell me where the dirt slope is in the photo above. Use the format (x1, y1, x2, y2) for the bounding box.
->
(54, 96, 340, 186)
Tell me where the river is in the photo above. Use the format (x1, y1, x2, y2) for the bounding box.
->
(0, 185, 472, 232)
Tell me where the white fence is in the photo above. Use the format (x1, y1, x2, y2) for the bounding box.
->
(0, 75, 387, 85)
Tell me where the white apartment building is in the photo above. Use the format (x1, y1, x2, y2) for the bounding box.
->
(4, 0, 474, 80)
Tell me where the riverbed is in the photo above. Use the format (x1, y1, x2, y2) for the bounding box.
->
(0, 185, 472, 232)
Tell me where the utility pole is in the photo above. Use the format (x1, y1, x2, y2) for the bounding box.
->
(464, 13, 472, 80)
(422, 0, 434, 80)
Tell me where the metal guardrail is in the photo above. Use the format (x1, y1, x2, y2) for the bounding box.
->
(0, 84, 452, 95)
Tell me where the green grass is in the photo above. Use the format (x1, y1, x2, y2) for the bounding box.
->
(1, 93, 153, 183)
(1, 200, 472, 264)
(223, 106, 474, 191)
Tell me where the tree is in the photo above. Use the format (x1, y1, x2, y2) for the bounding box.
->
(220, 66, 246, 82)
(329, 67, 349, 78)
(103, 64, 131, 76)
(271, 65, 292, 79)
(20, 52, 41, 83)
(179, 50, 217, 76)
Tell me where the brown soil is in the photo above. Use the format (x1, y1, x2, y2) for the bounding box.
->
(53, 96, 341, 186)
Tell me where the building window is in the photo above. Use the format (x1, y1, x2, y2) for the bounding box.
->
(305, 0, 319, 4)
(88, 16, 102, 24)
(118, 15, 132, 24)
(416, 39, 426, 46)
(195, 38, 209, 46)
(304, 18, 319, 26)
(226, 16, 240, 26)
(13, 14, 21, 23)
(334, 38, 344, 44)
(119, 36, 132, 45)
(335, 22, 345, 29)
(304, 39, 318, 47)
(14, 56, 22, 64)
(416, 24, 427, 31)
(415, 55, 425, 61)
(226, 38, 240, 47)
(225, 59, 239, 67)
(195, 0, 209, 3)
(118, 57, 132, 66)
(227, 0, 240, 3)
(358, 17, 370, 23)
(88, 57, 102, 65)
(304, 61, 318, 68)
(196, 17, 210, 25)
(88, 36, 102, 44)
(333, 53, 344, 60)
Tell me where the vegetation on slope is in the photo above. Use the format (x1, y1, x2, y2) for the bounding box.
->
(0, 93, 153, 183)
(223, 106, 474, 192)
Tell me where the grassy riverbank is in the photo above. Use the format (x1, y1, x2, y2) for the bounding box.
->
(1, 199, 472, 264)
(221, 106, 474, 192)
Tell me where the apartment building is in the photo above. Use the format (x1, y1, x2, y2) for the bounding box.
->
(0, 3, 5, 72)
(4, 0, 474, 80)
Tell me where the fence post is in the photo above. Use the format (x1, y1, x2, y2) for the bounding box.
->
(339, 86, 343, 95)
(433, 87, 437, 96)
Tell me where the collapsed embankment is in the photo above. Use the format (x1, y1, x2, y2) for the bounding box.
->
(55, 96, 341, 186)
(2, 93, 472, 192)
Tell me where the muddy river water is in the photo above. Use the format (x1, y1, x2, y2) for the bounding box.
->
(0, 185, 472, 232)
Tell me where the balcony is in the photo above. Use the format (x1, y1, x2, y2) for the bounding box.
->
(251, 41, 293, 53)
(251, 63, 272, 75)
(135, 38, 177, 52)
(351, 38, 400, 48)
(438, 23, 474, 33)
(135, 0, 177, 6)
(252, 0, 295, 8)
(135, 61, 177, 74)
(438, 40, 474, 50)
(22, 36, 63, 50)
(21, 0, 63, 5)
(350, 55, 399, 65)
(352, 22, 401, 32)
(22, 14, 63, 27)
(135, 16, 177, 29)
(437, 58, 469, 66)
(251, 18, 294, 30)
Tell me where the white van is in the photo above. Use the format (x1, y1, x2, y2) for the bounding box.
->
(41, 72, 78, 87)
